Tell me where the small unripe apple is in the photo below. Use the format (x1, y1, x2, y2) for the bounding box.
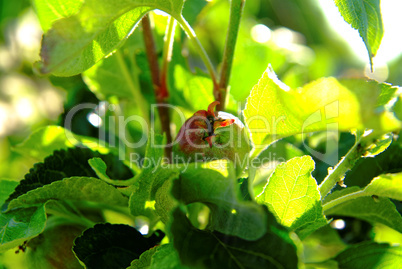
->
(173, 101, 250, 174)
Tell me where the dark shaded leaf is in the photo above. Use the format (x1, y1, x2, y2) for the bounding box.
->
(73, 223, 164, 269)
(170, 207, 298, 269)
(335, 242, 402, 268)
(7, 148, 133, 202)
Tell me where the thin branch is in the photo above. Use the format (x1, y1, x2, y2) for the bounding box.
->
(142, 14, 173, 158)
(176, 15, 219, 89)
(322, 190, 366, 213)
(319, 136, 362, 198)
(160, 17, 177, 100)
(115, 50, 149, 123)
(216, 0, 245, 111)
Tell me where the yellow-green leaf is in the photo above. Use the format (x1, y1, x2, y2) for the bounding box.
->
(256, 156, 327, 239)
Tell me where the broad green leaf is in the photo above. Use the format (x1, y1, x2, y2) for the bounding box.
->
(252, 140, 304, 188)
(170, 207, 298, 269)
(0, 180, 18, 207)
(364, 172, 402, 200)
(323, 187, 402, 234)
(256, 156, 327, 239)
(173, 65, 214, 111)
(13, 126, 113, 161)
(82, 53, 134, 99)
(7, 148, 133, 203)
(129, 244, 189, 269)
(129, 131, 180, 220)
(0, 205, 47, 252)
(243, 67, 401, 157)
(344, 136, 402, 188)
(128, 246, 159, 269)
(334, 0, 383, 68)
(172, 159, 268, 240)
(73, 223, 164, 269)
(82, 34, 143, 100)
(148, 244, 190, 269)
(335, 242, 402, 268)
(7, 177, 128, 210)
(302, 225, 346, 264)
(35, 0, 185, 76)
(32, 0, 83, 32)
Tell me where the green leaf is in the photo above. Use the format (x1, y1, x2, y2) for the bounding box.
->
(364, 133, 393, 157)
(0, 205, 47, 252)
(88, 157, 110, 181)
(323, 187, 402, 234)
(73, 223, 164, 269)
(35, 0, 185, 76)
(148, 244, 189, 269)
(7, 147, 133, 202)
(243, 67, 401, 157)
(172, 159, 268, 240)
(256, 156, 327, 239)
(364, 172, 402, 200)
(302, 225, 346, 264)
(0, 180, 18, 207)
(334, 0, 383, 68)
(335, 242, 402, 268)
(128, 246, 159, 269)
(82, 36, 143, 100)
(129, 244, 190, 269)
(129, 131, 180, 221)
(13, 126, 113, 161)
(344, 136, 402, 188)
(7, 177, 129, 210)
(172, 65, 214, 111)
(170, 207, 298, 269)
(393, 95, 402, 121)
(82, 54, 133, 99)
(32, 0, 83, 32)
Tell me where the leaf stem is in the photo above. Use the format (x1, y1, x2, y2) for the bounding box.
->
(142, 14, 173, 158)
(216, 0, 245, 111)
(322, 190, 366, 213)
(160, 17, 177, 99)
(319, 135, 363, 198)
(46, 204, 95, 228)
(115, 49, 149, 123)
(176, 15, 219, 89)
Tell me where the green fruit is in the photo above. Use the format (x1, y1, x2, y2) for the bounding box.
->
(173, 101, 250, 174)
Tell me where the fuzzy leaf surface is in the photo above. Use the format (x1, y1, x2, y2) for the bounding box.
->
(32, 0, 83, 32)
(170, 207, 297, 269)
(334, 0, 383, 68)
(243, 68, 401, 157)
(256, 156, 327, 239)
(7, 147, 133, 203)
(7, 177, 128, 210)
(335, 242, 402, 268)
(36, 0, 184, 76)
(0, 205, 47, 252)
(172, 160, 268, 240)
(324, 187, 402, 234)
(73, 223, 164, 269)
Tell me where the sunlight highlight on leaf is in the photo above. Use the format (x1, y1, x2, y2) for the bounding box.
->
(256, 156, 327, 239)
